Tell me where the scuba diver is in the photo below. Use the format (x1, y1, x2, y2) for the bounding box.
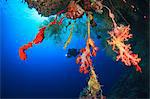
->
(66, 48, 80, 58)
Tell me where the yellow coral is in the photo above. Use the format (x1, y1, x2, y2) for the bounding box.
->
(88, 67, 101, 96)
(64, 23, 74, 49)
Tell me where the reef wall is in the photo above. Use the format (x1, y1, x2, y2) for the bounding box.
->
(25, 0, 70, 17)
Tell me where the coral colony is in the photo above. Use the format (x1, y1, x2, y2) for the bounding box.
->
(19, 0, 142, 98)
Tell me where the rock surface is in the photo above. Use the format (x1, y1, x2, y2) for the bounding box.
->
(25, 0, 70, 17)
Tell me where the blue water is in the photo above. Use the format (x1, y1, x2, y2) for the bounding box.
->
(1, 0, 125, 98)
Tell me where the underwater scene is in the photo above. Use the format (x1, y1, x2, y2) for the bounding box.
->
(1, 0, 149, 98)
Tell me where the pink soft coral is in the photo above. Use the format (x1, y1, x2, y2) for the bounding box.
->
(76, 37, 98, 74)
(107, 25, 142, 72)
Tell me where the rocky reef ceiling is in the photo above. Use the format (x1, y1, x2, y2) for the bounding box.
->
(24, 0, 148, 27)
(25, 0, 70, 17)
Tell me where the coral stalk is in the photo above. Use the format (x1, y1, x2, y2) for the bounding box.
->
(64, 23, 74, 49)
(48, 16, 64, 27)
(76, 14, 98, 74)
(19, 42, 33, 60)
(103, 5, 117, 28)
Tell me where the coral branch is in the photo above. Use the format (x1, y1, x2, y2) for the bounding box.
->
(19, 15, 65, 60)
(33, 26, 47, 44)
(19, 26, 46, 60)
(48, 16, 64, 26)
(88, 67, 104, 98)
(103, 5, 117, 28)
(107, 25, 142, 72)
(76, 37, 98, 74)
(64, 23, 74, 49)
(19, 42, 33, 60)
(76, 14, 98, 74)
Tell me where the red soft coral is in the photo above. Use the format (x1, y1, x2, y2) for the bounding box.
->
(19, 26, 46, 60)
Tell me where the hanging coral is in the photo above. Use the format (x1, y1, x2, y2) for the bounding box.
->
(19, 15, 65, 60)
(77, 13, 105, 99)
(76, 37, 98, 74)
(76, 14, 98, 74)
(19, 26, 46, 60)
(107, 25, 142, 72)
(64, 23, 74, 49)
(88, 67, 105, 98)
(80, 67, 105, 99)
(88, 67, 101, 95)
(100, 3, 142, 72)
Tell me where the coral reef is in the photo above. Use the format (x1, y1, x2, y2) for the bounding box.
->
(25, 0, 70, 17)
(19, 0, 149, 98)
(66, 1, 85, 19)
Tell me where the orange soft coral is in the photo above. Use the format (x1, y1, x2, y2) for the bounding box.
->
(66, 1, 84, 19)
(76, 37, 98, 74)
(76, 14, 98, 74)
(107, 25, 142, 72)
